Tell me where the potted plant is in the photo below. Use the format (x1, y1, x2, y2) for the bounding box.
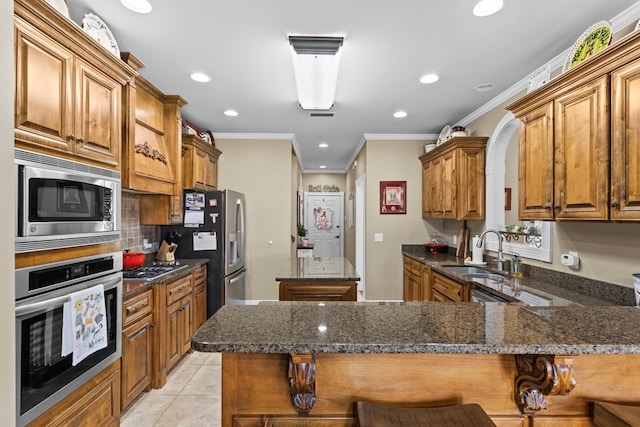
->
(297, 223, 309, 247)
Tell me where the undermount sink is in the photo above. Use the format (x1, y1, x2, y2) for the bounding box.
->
(444, 266, 507, 281)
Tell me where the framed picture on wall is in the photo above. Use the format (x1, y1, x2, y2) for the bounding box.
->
(380, 181, 406, 214)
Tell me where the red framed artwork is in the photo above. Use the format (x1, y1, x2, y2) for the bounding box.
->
(380, 181, 406, 214)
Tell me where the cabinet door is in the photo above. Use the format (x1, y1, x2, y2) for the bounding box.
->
(611, 58, 640, 220)
(166, 300, 182, 370)
(194, 283, 207, 330)
(441, 150, 456, 219)
(421, 265, 432, 302)
(14, 18, 74, 152)
(74, 58, 121, 166)
(421, 161, 431, 218)
(122, 314, 153, 409)
(205, 153, 218, 189)
(457, 146, 485, 219)
(518, 102, 554, 220)
(193, 148, 208, 190)
(430, 157, 444, 217)
(554, 76, 610, 220)
(180, 297, 193, 356)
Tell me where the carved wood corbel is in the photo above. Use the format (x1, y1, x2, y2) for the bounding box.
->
(288, 353, 316, 414)
(514, 354, 576, 415)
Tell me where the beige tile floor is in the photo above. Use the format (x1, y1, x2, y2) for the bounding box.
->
(121, 351, 222, 427)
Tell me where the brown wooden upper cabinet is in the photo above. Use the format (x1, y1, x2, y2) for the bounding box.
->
(420, 136, 487, 220)
(14, 0, 136, 169)
(507, 30, 640, 221)
(182, 134, 222, 191)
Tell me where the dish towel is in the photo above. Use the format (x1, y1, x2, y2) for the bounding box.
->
(61, 284, 108, 366)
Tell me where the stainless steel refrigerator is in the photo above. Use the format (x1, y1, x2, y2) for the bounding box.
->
(161, 189, 246, 317)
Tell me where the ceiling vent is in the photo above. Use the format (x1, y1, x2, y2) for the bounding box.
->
(309, 112, 334, 117)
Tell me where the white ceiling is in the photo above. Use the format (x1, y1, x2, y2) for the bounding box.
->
(64, 0, 639, 172)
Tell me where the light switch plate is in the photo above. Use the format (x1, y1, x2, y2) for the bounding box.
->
(374, 233, 383, 242)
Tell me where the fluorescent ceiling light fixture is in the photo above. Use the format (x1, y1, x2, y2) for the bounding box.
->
(393, 111, 408, 118)
(121, 0, 152, 14)
(289, 35, 344, 110)
(319, 165, 327, 169)
(473, 0, 504, 17)
(190, 72, 210, 83)
(318, 143, 329, 148)
(224, 110, 238, 117)
(420, 73, 439, 84)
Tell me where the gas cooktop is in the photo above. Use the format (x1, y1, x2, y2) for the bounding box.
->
(122, 263, 188, 280)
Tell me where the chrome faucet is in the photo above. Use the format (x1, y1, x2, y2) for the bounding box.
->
(477, 229, 506, 262)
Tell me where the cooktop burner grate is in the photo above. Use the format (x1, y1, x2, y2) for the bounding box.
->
(122, 263, 188, 280)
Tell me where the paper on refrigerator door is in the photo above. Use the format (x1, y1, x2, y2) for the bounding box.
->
(193, 231, 216, 251)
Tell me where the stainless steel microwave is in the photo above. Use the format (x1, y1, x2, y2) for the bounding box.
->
(15, 149, 121, 253)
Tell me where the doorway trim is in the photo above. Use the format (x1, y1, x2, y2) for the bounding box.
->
(355, 173, 366, 296)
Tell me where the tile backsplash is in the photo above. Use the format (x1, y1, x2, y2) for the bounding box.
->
(121, 192, 160, 253)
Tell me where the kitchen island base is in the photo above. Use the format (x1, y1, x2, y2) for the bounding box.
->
(221, 352, 640, 427)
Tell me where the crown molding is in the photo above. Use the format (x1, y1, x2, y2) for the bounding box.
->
(362, 133, 436, 140)
(213, 132, 295, 140)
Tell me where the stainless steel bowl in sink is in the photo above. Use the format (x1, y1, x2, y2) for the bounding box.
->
(444, 266, 507, 281)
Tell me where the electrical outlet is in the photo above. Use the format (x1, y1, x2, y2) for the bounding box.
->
(374, 233, 383, 242)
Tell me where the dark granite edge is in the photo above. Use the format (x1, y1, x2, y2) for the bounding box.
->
(192, 340, 640, 355)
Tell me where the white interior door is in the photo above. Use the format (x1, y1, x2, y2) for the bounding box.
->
(305, 192, 343, 257)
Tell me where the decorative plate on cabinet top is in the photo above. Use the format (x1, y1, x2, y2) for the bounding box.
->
(81, 13, 120, 57)
(43, 0, 70, 18)
(436, 125, 450, 146)
(563, 21, 612, 72)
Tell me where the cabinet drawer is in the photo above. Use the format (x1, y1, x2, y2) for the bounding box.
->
(123, 289, 153, 326)
(166, 275, 193, 306)
(432, 273, 465, 302)
(194, 264, 207, 284)
(403, 256, 411, 269)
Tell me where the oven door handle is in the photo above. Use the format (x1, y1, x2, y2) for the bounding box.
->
(15, 276, 121, 316)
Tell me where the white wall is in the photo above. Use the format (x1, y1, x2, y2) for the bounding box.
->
(215, 137, 294, 301)
(2, 0, 16, 423)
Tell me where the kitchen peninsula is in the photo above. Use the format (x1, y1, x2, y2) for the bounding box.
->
(276, 257, 360, 301)
(193, 301, 640, 426)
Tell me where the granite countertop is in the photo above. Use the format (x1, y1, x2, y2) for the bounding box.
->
(401, 245, 633, 307)
(275, 257, 360, 282)
(191, 301, 640, 355)
(123, 258, 208, 297)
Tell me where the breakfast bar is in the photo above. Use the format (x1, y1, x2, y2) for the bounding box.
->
(192, 302, 640, 426)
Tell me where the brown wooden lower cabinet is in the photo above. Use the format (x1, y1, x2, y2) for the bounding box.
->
(221, 352, 640, 427)
(432, 271, 469, 302)
(121, 288, 154, 409)
(279, 281, 357, 301)
(27, 360, 120, 427)
(193, 265, 207, 330)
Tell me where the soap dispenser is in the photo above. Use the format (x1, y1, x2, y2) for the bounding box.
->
(511, 253, 523, 278)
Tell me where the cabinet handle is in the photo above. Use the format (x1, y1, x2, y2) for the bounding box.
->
(543, 205, 551, 210)
(130, 327, 147, 340)
(76, 137, 84, 143)
(126, 301, 148, 314)
(67, 134, 76, 141)
(553, 205, 560, 210)
(610, 201, 619, 207)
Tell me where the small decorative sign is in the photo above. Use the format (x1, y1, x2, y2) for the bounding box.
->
(380, 181, 406, 214)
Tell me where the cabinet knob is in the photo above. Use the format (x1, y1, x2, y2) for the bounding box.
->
(76, 137, 84, 143)
(67, 134, 76, 141)
(544, 205, 551, 210)
(610, 201, 619, 207)
(554, 205, 560, 210)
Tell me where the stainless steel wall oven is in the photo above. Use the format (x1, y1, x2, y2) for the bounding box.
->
(15, 252, 123, 427)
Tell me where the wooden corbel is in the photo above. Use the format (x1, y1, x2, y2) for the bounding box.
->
(288, 353, 316, 414)
(514, 354, 576, 415)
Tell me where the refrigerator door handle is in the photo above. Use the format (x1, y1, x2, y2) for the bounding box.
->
(227, 269, 246, 284)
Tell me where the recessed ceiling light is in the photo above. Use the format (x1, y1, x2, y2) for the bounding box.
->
(319, 165, 327, 169)
(120, 0, 152, 14)
(473, 0, 504, 17)
(318, 143, 329, 148)
(224, 110, 238, 117)
(190, 72, 210, 83)
(420, 73, 439, 84)
(393, 111, 408, 118)
(474, 83, 495, 92)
